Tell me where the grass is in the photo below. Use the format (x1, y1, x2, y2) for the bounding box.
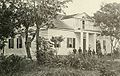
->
(14, 59, 120, 76)
(18, 67, 100, 76)
(11, 60, 100, 76)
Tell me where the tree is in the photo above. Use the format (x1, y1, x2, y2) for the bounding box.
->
(16, 0, 35, 60)
(50, 36, 64, 55)
(33, 0, 72, 54)
(96, 40, 102, 57)
(93, 3, 120, 58)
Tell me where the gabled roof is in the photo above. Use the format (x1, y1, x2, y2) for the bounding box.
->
(61, 14, 77, 20)
(51, 12, 94, 30)
(53, 19, 73, 30)
(61, 12, 94, 21)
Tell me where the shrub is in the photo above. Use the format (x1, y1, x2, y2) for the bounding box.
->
(36, 49, 56, 65)
(99, 67, 117, 76)
(66, 54, 82, 69)
(65, 54, 103, 70)
(0, 54, 24, 76)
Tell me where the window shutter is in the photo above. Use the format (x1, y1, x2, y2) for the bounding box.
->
(67, 38, 69, 48)
(8, 39, 10, 48)
(103, 40, 106, 50)
(17, 38, 19, 48)
(12, 38, 14, 48)
(73, 38, 75, 48)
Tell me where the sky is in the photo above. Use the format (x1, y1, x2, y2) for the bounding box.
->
(64, 0, 120, 16)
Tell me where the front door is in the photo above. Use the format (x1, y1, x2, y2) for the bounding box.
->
(83, 39, 86, 50)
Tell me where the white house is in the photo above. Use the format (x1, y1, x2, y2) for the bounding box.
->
(1, 12, 111, 57)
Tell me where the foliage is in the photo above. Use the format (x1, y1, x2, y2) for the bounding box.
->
(99, 68, 117, 76)
(93, 3, 120, 54)
(37, 50, 104, 71)
(0, 54, 25, 76)
(0, 37, 7, 54)
(0, 0, 20, 52)
(94, 3, 120, 38)
(96, 40, 103, 57)
(0, 0, 18, 38)
(36, 37, 55, 65)
(50, 36, 64, 48)
(113, 48, 120, 58)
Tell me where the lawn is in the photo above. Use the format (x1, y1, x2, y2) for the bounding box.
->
(15, 67, 100, 76)
(13, 59, 120, 76)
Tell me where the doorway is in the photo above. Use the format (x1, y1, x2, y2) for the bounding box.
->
(83, 39, 86, 50)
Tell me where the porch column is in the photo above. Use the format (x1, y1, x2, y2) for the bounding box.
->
(81, 32, 83, 50)
(86, 32, 89, 50)
(94, 33, 96, 51)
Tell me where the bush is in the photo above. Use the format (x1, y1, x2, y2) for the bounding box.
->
(36, 50, 105, 71)
(99, 67, 117, 76)
(0, 54, 24, 76)
(66, 54, 82, 69)
(65, 54, 103, 70)
(36, 49, 56, 65)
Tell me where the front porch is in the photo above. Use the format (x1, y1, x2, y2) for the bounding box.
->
(75, 31, 99, 52)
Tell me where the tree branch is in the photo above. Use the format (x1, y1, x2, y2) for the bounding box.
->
(30, 29, 37, 42)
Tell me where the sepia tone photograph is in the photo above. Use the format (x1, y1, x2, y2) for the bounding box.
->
(0, 0, 120, 76)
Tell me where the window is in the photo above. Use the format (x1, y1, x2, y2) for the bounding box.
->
(9, 38, 14, 48)
(17, 36, 22, 48)
(82, 20, 85, 29)
(67, 38, 75, 48)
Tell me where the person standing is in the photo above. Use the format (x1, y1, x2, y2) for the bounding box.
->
(92, 49, 95, 56)
(88, 48, 92, 56)
(78, 47, 82, 54)
(73, 48, 77, 54)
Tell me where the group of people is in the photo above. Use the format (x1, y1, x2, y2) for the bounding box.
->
(73, 47, 96, 56)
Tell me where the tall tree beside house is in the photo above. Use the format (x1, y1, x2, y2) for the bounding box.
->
(32, 0, 72, 55)
(93, 3, 120, 59)
(15, 0, 35, 60)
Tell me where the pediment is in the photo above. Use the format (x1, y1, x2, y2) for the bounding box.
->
(73, 12, 93, 21)
(74, 12, 90, 18)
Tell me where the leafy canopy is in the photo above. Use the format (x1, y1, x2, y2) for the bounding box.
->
(93, 3, 120, 39)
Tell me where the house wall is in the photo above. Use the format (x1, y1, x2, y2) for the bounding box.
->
(1, 29, 111, 57)
(3, 37, 26, 56)
(47, 29, 79, 55)
(106, 37, 111, 53)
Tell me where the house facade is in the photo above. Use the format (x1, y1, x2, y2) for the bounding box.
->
(0, 12, 111, 57)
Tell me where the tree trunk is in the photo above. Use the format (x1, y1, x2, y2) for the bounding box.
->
(110, 36, 114, 61)
(25, 28, 32, 60)
(36, 24, 39, 52)
(2, 47, 4, 55)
